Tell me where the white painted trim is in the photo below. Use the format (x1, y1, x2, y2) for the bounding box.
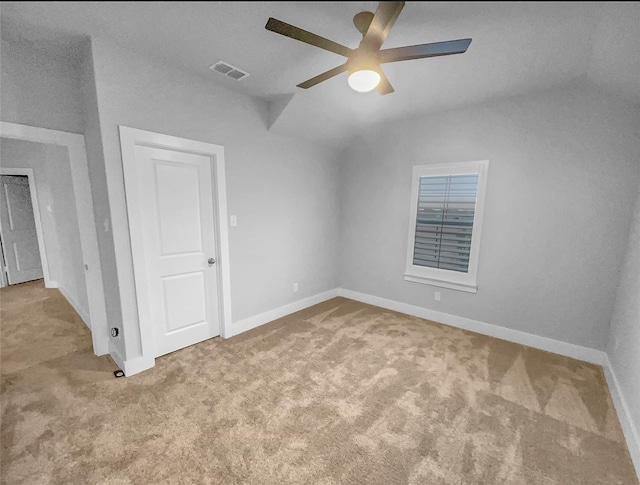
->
(57, 285, 91, 329)
(214, 151, 233, 338)
(337, 288, 606, 365)
(118, 126, 232, 362)
(229, 289, 339, 338)
(0, 167, 52, 286)
(0, 122, 108, 356)
(0, 258, 6, 288)
(403, 274, 477, 293)
(602, 354, 640, 478)
(109, 345, 155, 378)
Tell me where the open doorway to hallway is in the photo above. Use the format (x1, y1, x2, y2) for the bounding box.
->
(0, 136, 89, 321)
(0, 137, 99, 372)
(0, 122, 109, 359)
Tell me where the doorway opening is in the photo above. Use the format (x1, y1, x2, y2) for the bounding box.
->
(0, 122, 108, 356)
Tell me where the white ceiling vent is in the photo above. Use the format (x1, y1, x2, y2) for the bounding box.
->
(209, 61, 250, 81)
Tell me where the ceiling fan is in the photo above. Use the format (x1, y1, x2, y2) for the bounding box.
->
(265, 1, 472, 95)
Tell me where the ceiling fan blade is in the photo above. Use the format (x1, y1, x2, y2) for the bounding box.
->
(362, 2, 405, 50)
(297, 64, 348, 89)
(266, 18, 353, 58)
(378, 38, 472, 63)
(376, 69, 394, 95)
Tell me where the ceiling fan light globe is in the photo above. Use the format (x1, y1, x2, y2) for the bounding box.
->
(347, 69, 381, 93)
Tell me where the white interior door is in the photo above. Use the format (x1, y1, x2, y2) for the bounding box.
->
(0, 175, 44, 284)
(134, 146, 220, 357)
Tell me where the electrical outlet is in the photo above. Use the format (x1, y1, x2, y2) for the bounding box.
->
(293, 283, 299, 292)
(434, 291, 441, 301)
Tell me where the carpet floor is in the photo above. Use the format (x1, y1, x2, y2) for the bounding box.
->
(1, 280, 637, 484)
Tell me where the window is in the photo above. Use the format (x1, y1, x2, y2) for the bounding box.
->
(404, 160, 489, 293)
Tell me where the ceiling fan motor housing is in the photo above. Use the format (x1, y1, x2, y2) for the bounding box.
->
(347, 48, 382, 76)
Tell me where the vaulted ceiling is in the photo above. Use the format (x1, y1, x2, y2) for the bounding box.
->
(2, 2, 639, 146)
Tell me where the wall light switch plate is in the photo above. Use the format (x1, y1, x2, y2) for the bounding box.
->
(230, 215, 237, 227)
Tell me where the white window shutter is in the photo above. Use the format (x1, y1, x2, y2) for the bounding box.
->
(413, 174, 478, 273)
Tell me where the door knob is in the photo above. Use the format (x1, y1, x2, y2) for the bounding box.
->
(208, 258, 216, 265)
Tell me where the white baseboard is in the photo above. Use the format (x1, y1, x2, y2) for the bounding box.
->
(337, 288, 606, 365)
(109, 346, 155, 377)
(228, 289, 339, 338)
(57, 284, 91, 329)
(602, 354, 640, 478)
(45, 280, 59, 288)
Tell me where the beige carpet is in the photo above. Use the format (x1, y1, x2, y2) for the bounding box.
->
(1, 280, 637, 485)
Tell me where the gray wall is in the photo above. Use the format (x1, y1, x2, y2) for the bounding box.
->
(608, 180, 640, 446)
(0, 138, 88, 317)
(86, 37, 340, 360)
(338, 84, 640, 351)
(0, 38, 84, 134)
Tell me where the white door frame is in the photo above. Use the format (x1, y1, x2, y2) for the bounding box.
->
(0, 122, 109, 356)
(0, 168, 50, 286)
(118, 126, 232, 364)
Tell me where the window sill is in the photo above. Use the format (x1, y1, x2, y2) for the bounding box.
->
(403, 273, 477, 294)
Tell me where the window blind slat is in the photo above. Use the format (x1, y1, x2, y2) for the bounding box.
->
(414, 236, 472, 245)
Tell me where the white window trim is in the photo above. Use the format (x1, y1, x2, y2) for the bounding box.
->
(404, 160, 489, 294)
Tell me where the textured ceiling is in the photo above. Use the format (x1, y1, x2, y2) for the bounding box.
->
(2, 1, 639, 146)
